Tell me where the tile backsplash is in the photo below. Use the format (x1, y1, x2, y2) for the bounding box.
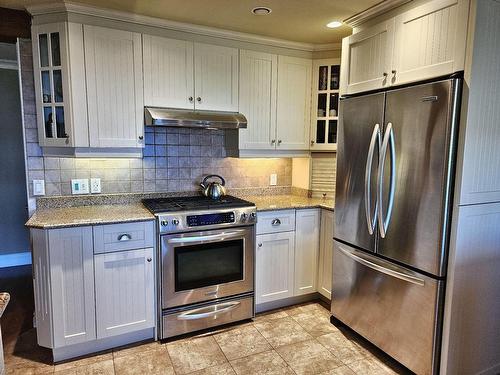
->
(20, 41, 291, 200)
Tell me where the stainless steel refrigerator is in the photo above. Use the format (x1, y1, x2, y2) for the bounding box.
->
(332, 78, 461, 375)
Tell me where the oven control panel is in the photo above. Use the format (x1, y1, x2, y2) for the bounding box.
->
(157, 207, 256, 233)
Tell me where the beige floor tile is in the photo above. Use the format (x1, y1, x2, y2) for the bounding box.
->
(6, 363, 54, 375)
(189, 362, 236, 375)
(214, 324, 271, 360)
(347, 358, 393, 375)
(253, 309, 289, 323)
(166, 336, 226, 374)
(285, 302, 329, 317)
(317, 332, 367, 364)
(54, 353, 113, 372)
(230, 350, 294, 375)
(318, 365, 357, 375)
(113, 346, 173, 375)
(254, 316, 313, 348)
(54, 359, 115, 374)
(276, 339, 343, 375)
(112, 340, 163, 359)
(290, 310, 339, 337)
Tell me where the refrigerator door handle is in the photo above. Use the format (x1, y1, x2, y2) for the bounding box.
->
(337, 244, 425, 286)
(364, 123, 381, 235)
(377, 122, 396, 238)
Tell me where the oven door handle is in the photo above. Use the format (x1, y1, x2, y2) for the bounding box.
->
(167, 230, 247, 244)
(176, 301, 241, 320)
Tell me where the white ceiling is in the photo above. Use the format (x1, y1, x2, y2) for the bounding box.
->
(0, 0, 381, 44)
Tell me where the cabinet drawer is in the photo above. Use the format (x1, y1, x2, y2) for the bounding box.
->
(93, 221, 154, 253)
(256, 210, 295, 234)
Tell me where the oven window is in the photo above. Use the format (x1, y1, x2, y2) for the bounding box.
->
(174, 239, 244, 291)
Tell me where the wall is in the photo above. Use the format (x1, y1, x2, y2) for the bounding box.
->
(0, 43, 30, 260)
(19, 40, 292, 202)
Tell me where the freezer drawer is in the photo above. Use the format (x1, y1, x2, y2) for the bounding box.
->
(331, 241, 443, 375)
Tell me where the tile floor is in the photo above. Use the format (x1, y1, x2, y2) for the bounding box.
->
(3, 298, 412, 375)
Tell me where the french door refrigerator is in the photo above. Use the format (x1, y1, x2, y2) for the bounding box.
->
(332, 78, 461, 375)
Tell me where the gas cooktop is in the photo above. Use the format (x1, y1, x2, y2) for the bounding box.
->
(142, 195, 255, 214)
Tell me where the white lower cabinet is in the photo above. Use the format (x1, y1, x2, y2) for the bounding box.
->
(294, 209, 320, 296)
(255, 231, 295, 304)
(94, 248, 155, 339)
(317, 210, 334, 299)
(48, 227, 96, 348)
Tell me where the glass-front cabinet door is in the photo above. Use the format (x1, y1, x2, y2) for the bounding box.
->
(310, 59, 340, 151)
(32, 23, 72, 147)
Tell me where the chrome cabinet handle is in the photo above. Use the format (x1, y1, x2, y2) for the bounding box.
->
(138, 135, 144, 140)
(147, 258, 152, 262)
(258, 243, 262, 248)
(177, 301, 241, 321)
(377, 122, 396, 238)
(311, 140, 315, 145)
(277, 140, 282, 145)
(383, 72, 388, 77)
(189, 96, 194, 103)
(391, 70, 397, 75)
(117, 234, 132, 241)
(271, 139, 276, 144)
(196, 97, 202, 102)
(364, 123, 381, 235)
(271, 218, 281, 226)
(337, 245, 424, 286)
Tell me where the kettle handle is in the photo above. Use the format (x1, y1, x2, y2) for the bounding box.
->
(202, 174, 225, 186)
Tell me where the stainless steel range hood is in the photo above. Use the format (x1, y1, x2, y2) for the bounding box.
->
(144, 107, 247, 129)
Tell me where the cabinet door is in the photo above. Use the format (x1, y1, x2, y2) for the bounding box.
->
(84, 25, 144, 148)
(276, 56, 312, 150)
(238, 50, 277, 150)
(94, 248, 155, 338)
(340, 19, 395, 95)
(143, 35, 194, 109)
(318, 210, 334, 299)
(392, 0, 468, 85)
(194, 43, 238, 112)
(255, 232, 295, 304)
(294, 209, 320, 296)
(48, 227, 95, 347)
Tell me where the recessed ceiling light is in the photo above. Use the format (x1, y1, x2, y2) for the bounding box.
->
(326, 21, 343, 28)
(252, 6, 272, 16)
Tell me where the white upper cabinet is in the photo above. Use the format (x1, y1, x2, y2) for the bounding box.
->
(238, 50, 278, 150)
(143, 35, 194, 109)
(48, 227, 96, 348)
(84, 25, 144, 148)
(294, 209, 320, 296)
(340, 19, 395, 95)
(392, 0, 468, 85)
(194, 43, 239, 112)
(276, 56, 312, 150)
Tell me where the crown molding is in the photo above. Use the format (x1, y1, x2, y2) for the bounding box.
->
(26, 2, 342, 52)
(343, 0, 412, 27)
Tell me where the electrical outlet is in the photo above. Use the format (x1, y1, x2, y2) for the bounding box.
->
(71, 179, 90, 195)
(270, 173, 277, 186)
(90, 178, 101, 194)
(33, 180, 45, 196)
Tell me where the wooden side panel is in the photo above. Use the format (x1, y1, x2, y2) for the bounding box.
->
(294, 209, 320, 296)
(255, 231, 295, 304)
(276, 55, 312, 150)
(94, 248, 155, 339)
(456, 0, 500, 205)
(85, 25, 144, 148)
(194, 42, 238, 112)
(48, 226, 95, 348)
(317, 210, 334, 299)
(143, 35, 194, 109)
(238, 50, 277, 150)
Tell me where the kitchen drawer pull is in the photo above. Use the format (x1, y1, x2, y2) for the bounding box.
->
(117, 233, 132, 241)
(147, 257, 152, 262)
(271, 218, 281, 226)
(177, 301, 241, 321)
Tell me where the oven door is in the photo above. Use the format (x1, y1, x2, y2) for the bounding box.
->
(161, 227, 254, 309)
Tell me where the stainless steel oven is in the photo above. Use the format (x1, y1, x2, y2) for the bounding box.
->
(161, 226, 254, 309)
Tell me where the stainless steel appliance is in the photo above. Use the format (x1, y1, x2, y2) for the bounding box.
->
(142, 195, 256, 339)
(332, 78, 461, 375)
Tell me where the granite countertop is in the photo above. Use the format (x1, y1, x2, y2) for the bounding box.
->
(0, 293, 10, 318)
(25, 203, 155, 229)
(247, 194, 334, 212)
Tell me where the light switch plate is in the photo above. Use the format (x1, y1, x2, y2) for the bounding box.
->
(33, 180, 45, 196)
(71, 179, 90, 195)
(270, 173, 277, 186)
(90, 178, 101, 194)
